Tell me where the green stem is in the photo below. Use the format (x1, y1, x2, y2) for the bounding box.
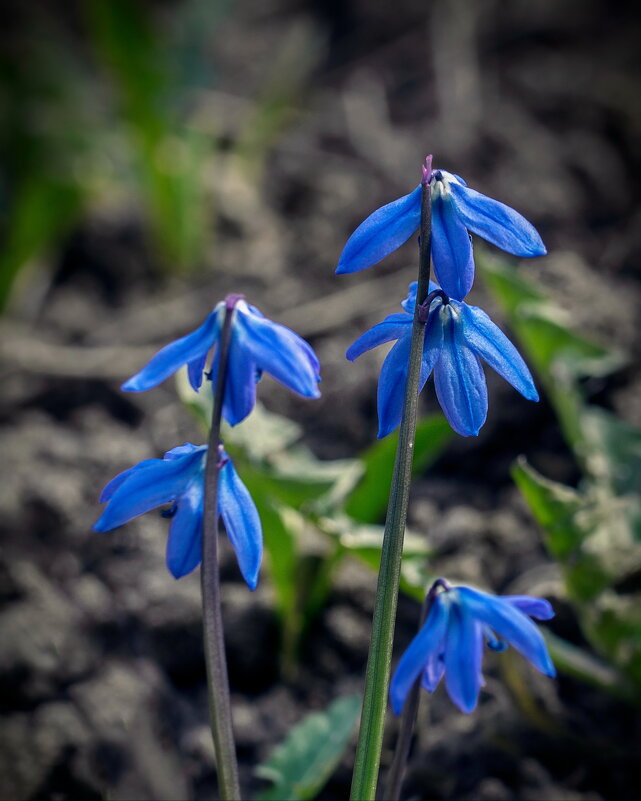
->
(350, 160, 433, 801)
(201, 301, 241, 800)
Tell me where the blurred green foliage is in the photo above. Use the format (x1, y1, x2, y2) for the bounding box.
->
(177, 370, 450, 667)
(254, 693, 361, 801)
(481, 253, 641, 700)
(0, 15, 92, 309)
(0, 0, 314, 310)
(86, 0, 212, 272)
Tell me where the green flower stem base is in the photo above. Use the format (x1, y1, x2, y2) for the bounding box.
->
(201, 305, 241, 800)
(350, 160, 433, 801)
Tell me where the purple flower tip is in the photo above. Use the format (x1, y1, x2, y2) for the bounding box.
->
(225, 292, 245, 310)
(421, 154, 434, 185)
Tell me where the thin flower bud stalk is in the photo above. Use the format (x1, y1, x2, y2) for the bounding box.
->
(350, 162, 433, 801)
(201, 296, 241, 801)
(384, 589, 434, 801)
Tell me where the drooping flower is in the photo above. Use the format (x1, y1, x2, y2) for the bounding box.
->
(122, 294, 321, 426)
(94, 443, 262, 589)
(336, 167, 546, 300)
(390, 580, 555, 715)
(346, 281, 538, 438)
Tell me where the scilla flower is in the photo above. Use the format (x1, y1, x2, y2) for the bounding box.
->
(346, 281, 538, 437)
(123, 294, 321, 426)
(336, 166, 546, 301)
(94, 443, 262, 589)
(390, 579, 555, 715)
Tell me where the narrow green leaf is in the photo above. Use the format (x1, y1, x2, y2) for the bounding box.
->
(479, 252, 625, 450)
(254, 694, 361, 801)
(259, 501, 300, 622)
(345, 414, 452, 523)
(511, 457, 586, 559)
(87, 0, 209, 269)
(544, 630, 640, 704)
(0, 178, 83, 311)
(576, 406, 641, 498)
(318, 516, 432, 601)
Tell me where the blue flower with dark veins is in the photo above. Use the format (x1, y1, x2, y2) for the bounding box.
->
(122, 294, 321, 426)
(390, 580, 555, 715)
(94, 443, 262, 589)
(336, 166, 546, 301)
(346, 281, 538, 438)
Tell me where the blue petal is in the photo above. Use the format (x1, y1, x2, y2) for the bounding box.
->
(122, 309, 220, 392)
(336, 186, 421, 274)
(377, 334, 411, 439)
(422, 305, 445, 376)
(421, 649, 445, 693)
(433, 309, 487, 436)
(431, 194, 474, 301)
(390, 594, 449, 715)
(164, 443, 202, 461)
(448, 181, 546, 257)
(99, 459, 157, 502)
(502, 595, 554, 621)
(94, 451, 203, 532)
(458, 303, 539, 401)
(235, 307, 321, 400)
(218, 458, 262, 590)
(377, 311, 444, 438)
(484, 625, 508, 652)
(208, 331, 260, 426)
(401, 281, 419, 313)
(188, 353, 208, 392)
(166, 485, 203, 578)
(444, 602, 483, 713)
(401, 280, 442, 313)
(346, 313, 412, 361)
(458, 587, 556, 677)
(225, 341, 259, 426)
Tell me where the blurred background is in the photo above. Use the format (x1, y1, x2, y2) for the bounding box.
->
(1, 0, 640, 799)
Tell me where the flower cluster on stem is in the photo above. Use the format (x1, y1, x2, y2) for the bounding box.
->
(94, 293, 320, 799)
(337, 156, 554, 800)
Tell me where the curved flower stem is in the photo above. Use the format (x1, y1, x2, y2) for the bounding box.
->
(350, 158, 433, 801)
(384, 586, 438, 801)
(201, 302, 241, 800)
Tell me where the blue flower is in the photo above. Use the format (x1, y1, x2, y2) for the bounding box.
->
(346, 282, 538, 438)
(336, 168, 546, 301)
(94, 443, 262, 590)
(390, 581, 555, 715)
(122, 295, 321, 426)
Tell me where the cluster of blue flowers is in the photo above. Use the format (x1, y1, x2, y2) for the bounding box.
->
(337, 166, 546, 437)
(95, 294, 321, 589)
(336, 160, 555, 713)
(94, 157, 556, 719)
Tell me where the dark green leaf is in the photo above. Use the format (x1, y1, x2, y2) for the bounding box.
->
(254, 694, 361, 801)
(511, 457, 586, 559)
(576, 407, 641, 498)
(479, 253, 625, 450)
(345, 414, 452, 523)
(544, 630, 640, 704)
(318, 516, 432, 601)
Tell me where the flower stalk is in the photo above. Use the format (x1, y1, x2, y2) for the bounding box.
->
(201, 299, 241, 800)
(349, 157, 433, 801)
(384, 590, 431, 801)
(384, 578, 449, 800)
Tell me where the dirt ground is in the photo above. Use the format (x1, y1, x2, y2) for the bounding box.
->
(1, 1, 641, 799)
